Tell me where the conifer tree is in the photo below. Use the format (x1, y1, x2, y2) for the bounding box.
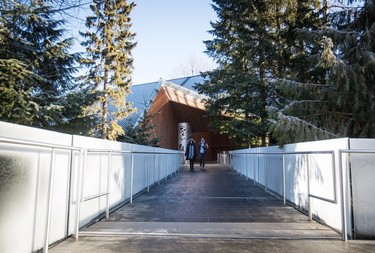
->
(81, 0, 136, 140)
(118, 110, 161, 146)
(197, 1, 266, 147)
(319, 0, 375, 137)
(268, 0, 331, 144)
(197, 0, 317, 147)
(0, 0, 81, 128)
(270, 0, 375, 143)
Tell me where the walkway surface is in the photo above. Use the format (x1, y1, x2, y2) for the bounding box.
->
(50, 163, 375, 253)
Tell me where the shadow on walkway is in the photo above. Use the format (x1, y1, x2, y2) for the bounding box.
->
(50, 163, 375, 253)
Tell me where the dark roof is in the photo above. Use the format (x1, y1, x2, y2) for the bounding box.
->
(165, 75, 207, 90)
(119, 75, 207, 129)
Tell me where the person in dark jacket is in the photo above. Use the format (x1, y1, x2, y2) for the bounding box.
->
(185, 139, 196, 172)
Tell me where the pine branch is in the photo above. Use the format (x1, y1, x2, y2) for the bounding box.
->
(271, 78, 329, 88)
(275, 111, 339, 138)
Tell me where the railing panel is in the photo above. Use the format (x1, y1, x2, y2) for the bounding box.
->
(0, 122, 183, 253)
(0, 122, 75, 253)
(350, 152, 375, 239)
(267, 155, 283, 195)
(222, 138, 351, 240)
(284, 153, 309, 209)
(348, 139, 375, 239)
(224, 140, 374, 240)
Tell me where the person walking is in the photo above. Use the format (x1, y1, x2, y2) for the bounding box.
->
(185, 139, 196, 172)
(199, 138, 208, 170)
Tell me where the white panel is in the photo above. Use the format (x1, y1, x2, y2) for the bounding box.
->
(283, 138, 350, 231)
(0, 151, 38, 253)
(0, 122, 73, 253)
(349, 139, 375, 239)
(72, 135, 131, 226)
(230, 138, 350, 232)
(0, 122, 187, 253)
(0, 121, 72, 146)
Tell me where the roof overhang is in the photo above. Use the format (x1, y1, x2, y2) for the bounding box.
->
(148, 81, 206, 113)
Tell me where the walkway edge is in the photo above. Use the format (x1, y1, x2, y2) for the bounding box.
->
(80, 221, 341, 240)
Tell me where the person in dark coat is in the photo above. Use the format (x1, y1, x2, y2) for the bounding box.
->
(185, 139, 196, 172)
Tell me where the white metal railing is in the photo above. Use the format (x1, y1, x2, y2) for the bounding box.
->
(0, 137, 83, 253)
(338, 149, 375, 241)
(5, 134, 372, 247)
(0, 136, 184, 253)
(220, 150, 342, 237)
(73, 148, 184, 239)
(229, 151, 336, 210)
(222, 149, 375, 241)
(217, 151, 230, 165)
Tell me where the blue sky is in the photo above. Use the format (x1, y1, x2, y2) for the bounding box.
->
(130, 0, 217, 84)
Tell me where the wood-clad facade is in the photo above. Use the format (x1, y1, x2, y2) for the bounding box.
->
(146, 83, 235, 161)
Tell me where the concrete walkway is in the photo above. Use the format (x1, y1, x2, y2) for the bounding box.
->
(50, 163, 375, 252)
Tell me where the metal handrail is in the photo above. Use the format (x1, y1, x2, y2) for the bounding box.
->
(0, 136, 82, 151)
(0, 137, 83, 253)
(83, 149, 184, 201)
(338, 149, 375, 241)
(0, 137, 184, 252)
(229, 150, 336, 206)
(74, 148, 184, 239)
(228, 150, 337, 235)
(227, 149, 375, 242)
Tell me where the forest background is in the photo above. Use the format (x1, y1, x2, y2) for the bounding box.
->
(0, 0, 374, 147)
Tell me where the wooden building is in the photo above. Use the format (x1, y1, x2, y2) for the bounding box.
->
(123, 75, 236, 161)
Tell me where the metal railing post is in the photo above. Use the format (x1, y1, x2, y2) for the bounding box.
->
(106, 152, 112, 219)
(230, 153, 234, 172)
(230, 153, 234, 171)
(167, 154, 170, 176)
(74, 149, 86, 239)
(257, 154, 260, 184)
(157, 154, 160, 185)
(147, 155, 150, 192)
(265, 155, 268, 193)
(244, 155, 247, 178)
(241, 155, 245, 176)
(43, 148, 56, 253)
(130, 153, 134, 204)
(169, 156, 172, 177)
(307, 154, 312, 221)
(282, 154, 286, 205)
(247, 155, 249, 178)
(82, 150, 88, 203)
(338, 150, 348, 241)
(331, 151, 338, 204)
(253, 155, 256, 185)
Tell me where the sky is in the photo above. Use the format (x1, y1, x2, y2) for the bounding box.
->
(66, 0, 356, 85)
(129, 0, 217, 84)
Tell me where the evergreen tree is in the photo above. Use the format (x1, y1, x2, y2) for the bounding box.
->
(197, 0, 267, 147)
(118, 110, 161, 146)
(270, 0, 375, 144)
(321, 0, 375, 137)
(197, 0, 319, 147)
(268, 0, 331, 144)
(46, 87, 100, 135)
(0, 0, 81, 128)
(81, 0, 136, 140)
